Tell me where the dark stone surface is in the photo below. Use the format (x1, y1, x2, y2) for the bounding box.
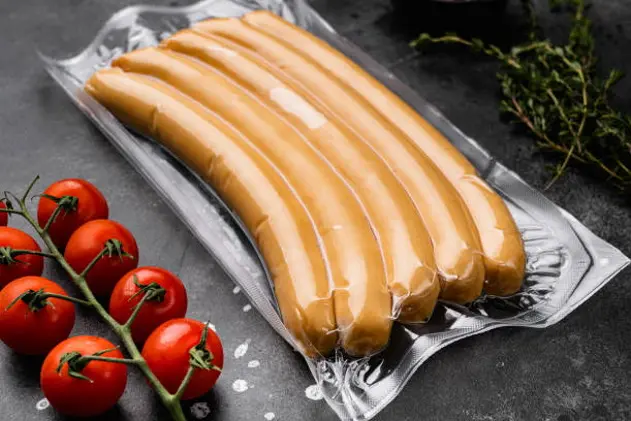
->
(1, 0, 630, 420)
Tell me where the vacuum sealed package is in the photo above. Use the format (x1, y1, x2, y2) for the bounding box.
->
(41, 0, 629, 419)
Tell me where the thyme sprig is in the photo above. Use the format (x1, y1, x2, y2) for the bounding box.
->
(411, 0, 631, 188)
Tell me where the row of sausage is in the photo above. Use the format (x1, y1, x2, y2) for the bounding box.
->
(86, 11, 525, 357)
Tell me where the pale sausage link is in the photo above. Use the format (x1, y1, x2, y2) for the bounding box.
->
(111, 49, 392, 356)
(193, 19, 485, 304)
(85, 69, 337, 356)
(160, 32, 440, 323)
(243, 11, 526, 296)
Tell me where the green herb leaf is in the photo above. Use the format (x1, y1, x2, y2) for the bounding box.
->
(412, 0, 630, 188)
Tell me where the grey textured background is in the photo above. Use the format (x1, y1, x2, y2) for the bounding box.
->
(1, 0, 630, 420)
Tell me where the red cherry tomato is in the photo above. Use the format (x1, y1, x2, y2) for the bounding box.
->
(41, 336, 127, 417)
(0, 276, 75, 355)
(0, 201, 8, 227)
(37, 179, 109, 249)
(109, 267, 188, 343)
(0, 227, 44, 288)
(64, 220, 139, 296)
(142, 318, 223, 400)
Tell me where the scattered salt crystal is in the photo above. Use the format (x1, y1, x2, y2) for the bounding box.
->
(36, 398, 49, 411)
(234, 339, 250, 359)
(232, 379, 249, 393)
(305, 384, 323, 401)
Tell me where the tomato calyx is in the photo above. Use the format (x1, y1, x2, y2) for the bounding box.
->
(129, 274, 167, 304)
(6, 288, 52, 312)
(38, 194, 79, 232)
(57, 347, 115, 382)
(5, 288, 92, 312)
(0, 197, 14, 213)
(170, 323, 222, 402)
(104, 239, 135, 261)
(189, 323, 222, 373)
(56, 346, 133, 383)
(0, 246, 52, 266)
(120, 275, 168, 329)
(57, 351, 94, 382)
(79, 238, 136, 278)
(40, 194, 79, 213)
(0, 247, 26, 266)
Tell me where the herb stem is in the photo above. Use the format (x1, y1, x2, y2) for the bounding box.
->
(412, 0, 631, 188)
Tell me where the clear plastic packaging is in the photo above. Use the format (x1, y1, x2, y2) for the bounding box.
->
(40, 1, 629, 420)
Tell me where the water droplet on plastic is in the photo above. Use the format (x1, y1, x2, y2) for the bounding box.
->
(248, 360, 260, 368)
(243, 304, 252, 312)
(264, 412, 276, 420)
(233, 286, 241, 294)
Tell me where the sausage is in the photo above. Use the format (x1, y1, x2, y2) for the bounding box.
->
(192, 19, 486, 304)
(242, 11, 526, 296)
(110, 49, 393, 356)
(85, 69, 338, 356)
(159, 32, 440, 323)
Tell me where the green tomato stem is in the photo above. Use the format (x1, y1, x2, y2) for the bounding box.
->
(174, 365, 197, 401)
(41, 292, 92, 308)
(122, 291, 152, 330)
(165, 399, 188, 421)
(0, 248, 56, 265)
(5, 289, 92, 312)
(41, 196, 75, 233)
(76, 354, 140, 366)
(16, 189, 187, 421)
(16, 249, 56, 259)
(78, 247, 109, 279)
(0, 208, 22, 216)
(21, 175, 40, 203)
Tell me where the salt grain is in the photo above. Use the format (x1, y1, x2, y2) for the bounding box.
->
(232, 379, 249, 393)
(234, 339, 250, 359)
(305, 384, 323, 401)
(36, 398, 50, 411)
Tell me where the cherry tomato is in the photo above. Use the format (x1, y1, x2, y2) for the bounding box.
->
(41, 336, 127, 417)
(64, 220, 139, 296)
(0, 227, 44, 288)
(109, 267, 188, 343)
(0, 201, 8, 226)
(37, 179, 109, 249)
(0, 276, 75, 355)
(142, 318, 223, 400)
